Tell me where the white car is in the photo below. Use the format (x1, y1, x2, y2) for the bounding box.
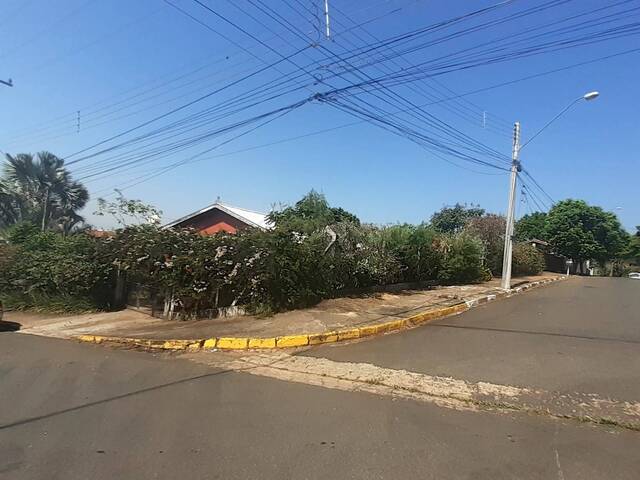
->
(629, 272, 640, 280)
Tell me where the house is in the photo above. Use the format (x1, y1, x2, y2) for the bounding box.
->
(164, 201, 270, 234)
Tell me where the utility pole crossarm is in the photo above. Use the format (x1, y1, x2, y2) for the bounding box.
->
(0, 78, 13, 87)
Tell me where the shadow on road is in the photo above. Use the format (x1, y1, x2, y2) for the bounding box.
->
(428, 323, 640, 345)
(0, 352, 287, 432)
(0, 320, 21, 332)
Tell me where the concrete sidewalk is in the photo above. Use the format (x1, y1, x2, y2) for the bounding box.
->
(10, 273, 559, 342)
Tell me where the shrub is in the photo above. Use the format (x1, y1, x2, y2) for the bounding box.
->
(1, 291, 98, 314)
(434, 233, 490, 284)
(0, 201, 499, 317)
(380, 224, 439, 282)
(464, 214, 505, 276)
(0, 227, 114, 311)
(512, 243, 545, 275)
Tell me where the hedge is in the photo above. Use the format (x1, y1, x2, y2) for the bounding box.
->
(0, 221, 524, 317)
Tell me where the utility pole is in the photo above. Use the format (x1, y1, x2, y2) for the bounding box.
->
(323, 0, 331, 39)
(500, 122, 521, 290)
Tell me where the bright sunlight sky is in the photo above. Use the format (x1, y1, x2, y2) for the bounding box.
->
(1, 0, 638, 230)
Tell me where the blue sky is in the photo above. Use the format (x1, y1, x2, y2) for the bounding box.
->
(1, 0, 638, 230)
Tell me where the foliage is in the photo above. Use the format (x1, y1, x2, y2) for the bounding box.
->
(1, 291, 99, 314)
(1, 221, 41, 244)
(512, 243, 545, 275)
(434, 233, 489, 284)
(625, 226, 640, 266)
(0, 152, 89, 233)
(545, 200, 628, 264)
(379, 224, 439, 281)
(515, 212, 548, 242)
(0, 228, 114, 312)
(268, 190, 360, 234)
(464, 214, 505, 275)
(94, 190, 163, 226)
(0, 192, 502, 317)
(430, 203, 485, 234)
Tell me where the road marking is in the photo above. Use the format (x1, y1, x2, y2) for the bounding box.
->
(187, 351, 640, 431)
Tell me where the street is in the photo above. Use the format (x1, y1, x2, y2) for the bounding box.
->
(1, 277, 639, 479)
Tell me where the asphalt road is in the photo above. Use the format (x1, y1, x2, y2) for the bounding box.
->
(311, 276, 640, 400)
(1, 277, 639, 479)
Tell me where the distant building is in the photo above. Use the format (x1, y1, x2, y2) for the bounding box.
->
(164, 201, 270, 234)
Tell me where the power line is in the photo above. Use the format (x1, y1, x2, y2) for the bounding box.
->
(0, 0, 97, 60)
(521, 169, 555, 204)
(250, 0, 512, 166)
(63, 44, 312, 165)
(290, 0, 512, 137)
(27, 0, 637, 195)
(84, 0, 517, 188)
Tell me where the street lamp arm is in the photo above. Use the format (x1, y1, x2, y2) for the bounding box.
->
(519, 97, 582, 150)
(519, 91, 599, 151)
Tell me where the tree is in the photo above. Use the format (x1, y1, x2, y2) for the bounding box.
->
(430, 203, 485, 233)
(267, 190, 360, 233)
(624, 226, 640, 266)
(515, 212, 548, 241)
(0, 152, 89, 233)
(545, 200, 628, 268)
(465, 214, 506, 275)
(94, 190, 162, 227)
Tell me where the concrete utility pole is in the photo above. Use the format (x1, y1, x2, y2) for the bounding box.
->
(500, 91, 599, 290)
(500, 122, 521, 290)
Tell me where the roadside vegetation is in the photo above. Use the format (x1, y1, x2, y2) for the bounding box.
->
(515, 200, 632, 276)
(0, 190, 539, 317)
(0, 152, 635, 317)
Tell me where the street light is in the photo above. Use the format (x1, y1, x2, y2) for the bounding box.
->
(500, 91, 600, 290)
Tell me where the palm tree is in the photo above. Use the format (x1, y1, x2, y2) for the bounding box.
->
(0, 152, 89, 233)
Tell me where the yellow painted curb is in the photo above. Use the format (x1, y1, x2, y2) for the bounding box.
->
(276, 335, 309, 348)
(337, 328, 360, 341)
(249, 337, 277, 349)
(75, 277, 566, 352)
(357, 325, 379, 337)
(308, 332, 338, 345)
(216, 337, 248, 349)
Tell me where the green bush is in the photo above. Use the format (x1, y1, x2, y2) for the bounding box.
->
(0, 198, 493, 317)
(435, 233, 490, 284)
(464, 214, 505, 276)
(0, 226, 114, 312)
(512, 243, 545, 275)
(380, 224, 439, 282)
(1, 291, 98, 314)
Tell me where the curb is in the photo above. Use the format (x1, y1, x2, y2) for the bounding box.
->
(75, 276, 566, 352)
